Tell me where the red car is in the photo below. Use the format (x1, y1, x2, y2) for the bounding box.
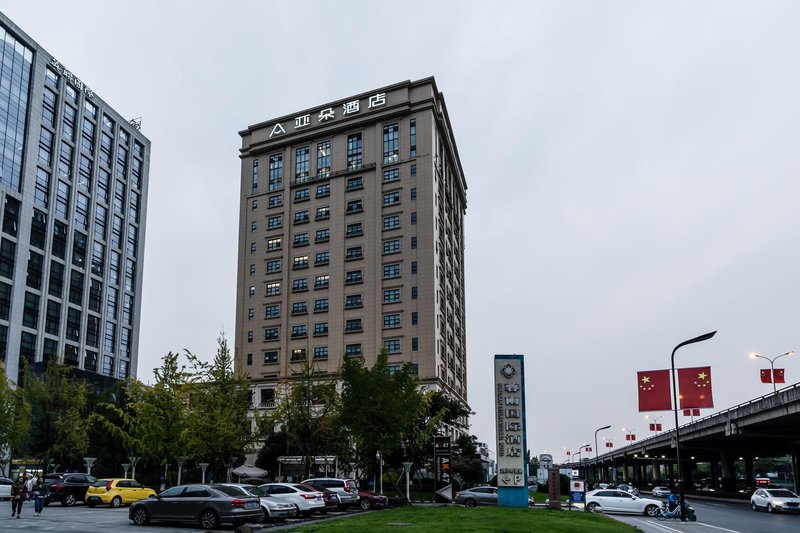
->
(302, 483, 341, 513)
(357, 490, 388, 510)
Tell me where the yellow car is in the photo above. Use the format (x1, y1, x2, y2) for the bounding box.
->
(85, 478, 156, 507)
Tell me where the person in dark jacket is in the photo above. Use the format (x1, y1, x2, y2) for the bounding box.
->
(32, 476, 50, 516)
(10, 476, 25, 518)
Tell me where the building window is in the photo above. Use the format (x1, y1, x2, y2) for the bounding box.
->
(267, 215, 282, 229)
(247, 330, 254, 343)
(293, 210, 309, 224)
(30, 210, 47, 250)
(316, 183, 330, 198)
(412, 337, 419, 351)
(315, 228, 330, 243)
(411, 236, 417, 249)
(266, 281, 281, 295)
(264, 351, 279, 364)
(346, 222, 363, 237)
(315, 251, 329, 266)
(411, 212, 417, 225)
(383, 215, 400, 230)
(384, 338, 401, 354)
(292, 278, 308, 292)
(23, 292, 40, 329)
(411, 261, 418, 274)
(346, 176, 363, 191)
(252, 199, 258, 210)
(383, 289, 401, 303)
(292, 301, 308, 315)
(295, 146, 310, 182)
(314, 298, 329, 313)
(291, 324, 307, 339)
(383, 239, 401, 255)
(411, 312, 418, 325)
(246, 353, 253, 366)
(411, 164, 416, 176)
(383, 123, 400, 164)
(268, 237, 282, 250)
(345, 269, 363, 284)
(383, 313, 400, 329)
(383, 263, 400, 279)
(44, 300, 61, 336)
(250, 242, 257, 254)
(294, 188, 310, 202)
(39, 128, 53, 167)
(265, 304, 280, 318)
(411, 187, 417, 200)
(345, 318, 363, 333)
(292, 233, 309, 247)
(268, 193, 282, 207)
(313, 322, 328, 336)
(347, 133, 362, 169)
(383, 191, 400, 207)
(345, 246, 363, 261)
(313, 346, 328, 360)
(264, 327, 279, 341)
(317, 140, 331, 177)
(292, 255, 309, 269)
(249, 286, 256, 297)
(291, 348, 307, 362)
(252, 159, 259, 193)
(34, 168, 51, 208)
(346, 199, 363, 214)
(314, 274, 329, 289)
(315, 206, 330, 220)
(412, 286, 418, 299)
(0, 239, 16, 280)
(250, 221, 258, 233)
(410, 119, 416, 157)
(269, 154, 283, 190)
(345, 343, 362, 357)
(345, 294, 363, 309)
(383, 168, 400, 183)
(266, 259, 281, 273)
(55, 181, 71, 219)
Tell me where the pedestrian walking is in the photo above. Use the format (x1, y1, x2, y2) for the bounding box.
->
(32, 476, 50, 516)
(10, 476, 25, 518)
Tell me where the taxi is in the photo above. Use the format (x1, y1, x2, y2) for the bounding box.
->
(85, 478, 156, 507)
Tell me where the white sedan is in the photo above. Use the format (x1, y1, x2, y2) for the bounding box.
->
(586, 489, 662, 515)
(0, 477, 12, 500)
(750, 488, 800, 513)
(258, 483, 325, 515)
(651, 486, 672, 497)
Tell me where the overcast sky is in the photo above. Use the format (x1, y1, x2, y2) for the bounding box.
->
(5, 0, 800, 462)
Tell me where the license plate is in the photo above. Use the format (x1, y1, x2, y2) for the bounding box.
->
(316, 497, 322, 502)
(245, 501, 258, 509)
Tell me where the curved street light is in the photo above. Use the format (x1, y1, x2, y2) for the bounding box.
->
(750, 351, 794, 394)
(671, 330, 717, 522)
(645, 414, 664, 434)
(595, 425, 611, 482)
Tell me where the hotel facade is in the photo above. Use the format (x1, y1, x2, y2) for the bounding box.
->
(235, 78, 467, 419)
(0, 13, 150, 385)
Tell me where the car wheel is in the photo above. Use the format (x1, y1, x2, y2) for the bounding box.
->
(767, 504, 775, 513)
(64, 493, 76, 506)
(751, 501, 758, 511)
(645, 504, 658, 516)
(464, 498, 476, 508)
(260, 506, 269, 522)
(131, 507, 150, 526)
(199, 509, 219, 529)
(587, 502, 600, 513)
(110, 496, 122, 508)
(360, 498, 372, 511)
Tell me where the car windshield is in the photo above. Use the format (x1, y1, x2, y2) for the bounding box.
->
(244, 486, 268, 497)
(768, 489, 798, 498)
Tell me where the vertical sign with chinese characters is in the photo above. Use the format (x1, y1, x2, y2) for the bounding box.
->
(433, 436, 452, 503)
(494, 354, 528, 508)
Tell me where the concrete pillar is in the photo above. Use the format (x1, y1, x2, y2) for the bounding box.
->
(710, 460, 719, 491)
(622, 463, 628, 482)
(652, 460, 661, 482)
(667, 463, 674, 486)
(681, 461, 696, 491)
(791, 446, 799, 494)
(720, 450, 736, 492)
(744, 456, 754, 492)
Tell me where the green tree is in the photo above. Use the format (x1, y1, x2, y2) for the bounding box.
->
(183, 335, 253, 481)
(0, 365, 31, 476)
(451, 434, 484, 485)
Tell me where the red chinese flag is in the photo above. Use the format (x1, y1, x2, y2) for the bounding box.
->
(587, 447, 592, 452)
(683, 409, 691, 416)
(606, 442, 613, 448)
(774, 369, 785, 384)
(625, 434, 631, 441)
(656, 423, 662, 431)
(693, 409, 700, 416)
(637, 369, 672, 411)
(760, 369, 772, 383)
(678, 366, 714, 409)
(649, 423, 655, 431)
(631, 434, 636, 440)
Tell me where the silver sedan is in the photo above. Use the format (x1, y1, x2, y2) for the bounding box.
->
(454, 486, 498, 507)
(211, 483, 297, 521)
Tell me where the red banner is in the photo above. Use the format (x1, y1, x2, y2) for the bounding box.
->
(678, 366, 714, 409)
(760, 369, 772, 383)
(637, 369, 671, 411)
(774, 368, 785, 384)
(605, 442, 613, 448)
(683, 408, 700, 416)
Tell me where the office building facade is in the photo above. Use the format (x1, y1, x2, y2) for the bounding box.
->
(0, 13, 150, 384)
(236, 78, 467, 418)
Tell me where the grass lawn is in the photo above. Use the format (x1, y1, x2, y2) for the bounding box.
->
(293, 505, 638, 532)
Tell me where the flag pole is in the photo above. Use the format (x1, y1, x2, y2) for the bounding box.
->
(670, 331, 716, 522)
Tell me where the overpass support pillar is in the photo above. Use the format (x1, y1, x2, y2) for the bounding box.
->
(621, 463, 628, 482)
(792, 445, 799, 494)
(720, 450, 736, 492)
(667, 462, 674, 485)
(680, 460, 696, 491)
(652, 460, 661, 482)
(710, 460, 719, 491)
(745, 456, 754, 491)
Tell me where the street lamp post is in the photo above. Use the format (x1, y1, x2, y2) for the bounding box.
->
(671, 330, 717, 522)
(376, 451, 383, 495)
(595, 425, 611, 483)
(129, 457, 140, 481)
(402, 462, 413, 504)
(750, 351, 794, 394)
(621, 427, 637, 443)
(645, 415, 664, 434)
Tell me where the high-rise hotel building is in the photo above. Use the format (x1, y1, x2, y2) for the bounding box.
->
(0, 13, 150, 385)
(236, 78, 467, 417)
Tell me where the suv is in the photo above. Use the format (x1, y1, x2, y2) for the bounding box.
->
(301, 478, 359, 508)
(49, 473, 97, 506)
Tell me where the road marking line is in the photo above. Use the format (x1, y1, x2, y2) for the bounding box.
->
(630, 518, 683, 532)
(694, 523, 745, 533)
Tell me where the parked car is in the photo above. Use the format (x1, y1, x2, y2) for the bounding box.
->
(617, 484, 639, 496)
(211, 483, 296, 522)
(651, 486, 672, 497)
(49, 473, 97, 506)
(258, 483, 325, 515)
(239, 478, 266, 486)
(128, 484, 262, 528)
(302, 483, 341, 513)
(750, 488, 800, 513)
(357, 489, 388, 510)
(454, 486, 498, 507)
(586, 489, 661, 515)
(85, 478, 156, 507)
(0, 477, 12, 500)
(301, 477, 360, 508)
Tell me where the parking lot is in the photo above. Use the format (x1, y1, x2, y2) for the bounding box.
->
(0, 501, 371, 532)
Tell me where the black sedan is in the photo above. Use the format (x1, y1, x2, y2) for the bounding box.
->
(128, 484, 262, 528)
(49, 474, 97, 506)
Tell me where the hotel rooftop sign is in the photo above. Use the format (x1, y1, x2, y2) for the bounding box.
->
(268, 92, 387, 138)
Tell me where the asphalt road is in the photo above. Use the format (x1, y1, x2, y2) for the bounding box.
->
(607, 498, 799, 533)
